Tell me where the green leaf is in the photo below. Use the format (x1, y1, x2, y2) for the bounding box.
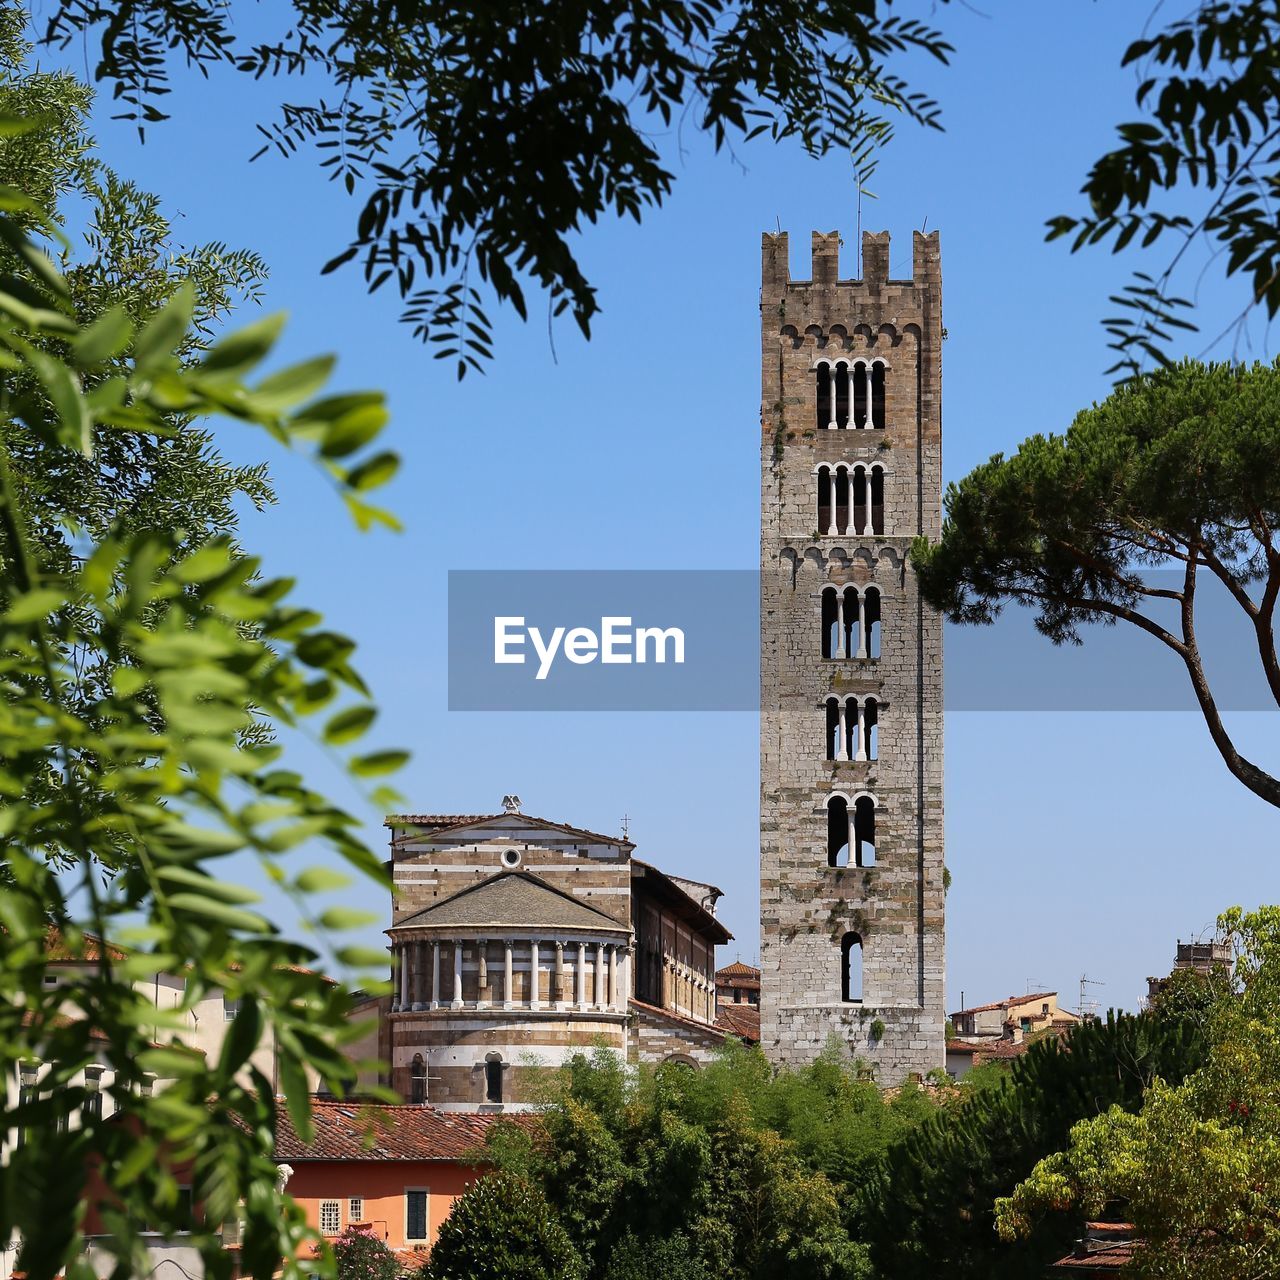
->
(218, 997, 263, 1077)
(200, 312, 286, 376)
(5, 587, 65, 623)
(318, 907, 379, 931)
(319, 402, 389, 458)
(155, 866, 262, 905)
(350, 749, 409, 778)
(134, 284, 195, 373)
(346, 451, 399, 492)
(21, 343, 91, 455)
(164, 895, 270, 932)
(73, 308, 132, 367)
(323, 704, 375, 745)
(295, 867, 352, 893)
(252, 355, 335, 410)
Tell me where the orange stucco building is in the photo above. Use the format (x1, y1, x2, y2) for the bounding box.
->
(275, 1101, 499, 1254)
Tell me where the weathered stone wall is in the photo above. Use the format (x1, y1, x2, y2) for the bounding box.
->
(759, 229, 945, 1079)
(389, 817, 632, 926)
(628, 1001, 729, 1066)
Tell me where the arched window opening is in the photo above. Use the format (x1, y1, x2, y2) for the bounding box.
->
(864, 588, 882, 659)
(832, 467, 848, 536)
(853, 363, 868, 428)
(853, 797, 876, 868)
(852, 466, 868, 535)
(871, 363, 886, 428)
(870, 469, 885, 535)
(821, 587, 838, 658)
(841, 933, 864, 1003)
(410, 1054, 426, 1104)
(834, 363, 849, 429)
(484, 1053, 503, 1104)
(864, 698, 879, 761)
(827, 796, 850, 868)
(817, 467, 832, 535)
(825, 698, 841, 760)
(816, 365, 832, 430)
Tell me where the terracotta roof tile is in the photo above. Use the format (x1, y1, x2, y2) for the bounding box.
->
(715, 1003, 761, 1043)
(273, 1101, 504, 1162)
(716, 961, 761, 981)
(386, 812, 631, 849)
(44, 927, 129, 963)
(951, 991, 1057, 1017)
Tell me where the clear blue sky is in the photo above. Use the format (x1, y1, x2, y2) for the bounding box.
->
(43, 0, 1279, 1015)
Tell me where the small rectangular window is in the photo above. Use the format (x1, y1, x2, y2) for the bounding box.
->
(406, 1190, 428, 1242)
(348, 1197, 363, 1223)
(320, 1200, 342, 1236)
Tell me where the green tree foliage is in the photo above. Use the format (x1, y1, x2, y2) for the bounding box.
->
(332, 1226, 404, 1280)
(1047, 2, 1280, 377)
(0, 100, 405, 1280)
(996, 908, 1280, 1279)
(420, 1173, 586, 1280)
(41, 0, 950, 375)
(913, 360, 1280, 809)
(1148, 963, 1234, 1031)
(478, 1043, 895, 1280)
(0, 4, 288, 857)
(858, 1011, 1207, 1279)
(0, 5, 271, 566)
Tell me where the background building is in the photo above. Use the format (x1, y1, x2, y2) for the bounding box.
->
(759, 227, 946, 1077)
(380, 799, 732, 1109)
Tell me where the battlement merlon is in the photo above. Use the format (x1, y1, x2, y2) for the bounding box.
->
(760, 228, 941, 293)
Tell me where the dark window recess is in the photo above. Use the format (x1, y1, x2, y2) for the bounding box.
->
(406, 1191, 428, 1241)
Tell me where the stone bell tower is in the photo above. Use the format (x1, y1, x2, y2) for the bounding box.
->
(759, 228, 944, 1078)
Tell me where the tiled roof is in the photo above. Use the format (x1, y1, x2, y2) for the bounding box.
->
(715, 1003, 761, 1043)
(386, 812, 631, 849)
(44, 927, 129, 963)
(716, 961, 761, 980)
(946, 1038, 1030, 1060)
(951, 991, 1057, 1017)
(1051, 1224, 1139, 1271)
(391, 871, 628, 934)
(273, 1101, 501, 1162)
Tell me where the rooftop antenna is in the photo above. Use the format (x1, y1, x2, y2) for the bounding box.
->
(620, 813, 631, 841)
(1079, 973, 1104, 1020)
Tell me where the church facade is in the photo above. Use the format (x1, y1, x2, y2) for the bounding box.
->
(376, 800, 733, 1110)
(758, 228, 946, 1077)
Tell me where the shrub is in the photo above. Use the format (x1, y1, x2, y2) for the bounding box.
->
(333, 1227, 402, 1280)
(420, 1172, 584, 1280)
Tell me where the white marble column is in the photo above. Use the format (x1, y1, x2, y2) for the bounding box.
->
(827, 365, 837, 431)
(854, 700, 867, 762)
(836, 699, 847, 761)
(855, 593, 868, 659)
(430, 942, 441, 1010)
(503, 941, 514, 1010)
(577, 942, 587, 1009)
(554, 942, 565, 1008)
(391, 946, 402, 1012)
(477, 940, 489, 1009)
(608, 945, 619, 1010)
(834, 589, 846, 659)
(530, 940, 541, 1011)
(451, 942, 464, 1009)
(595, 943, 606, 1009)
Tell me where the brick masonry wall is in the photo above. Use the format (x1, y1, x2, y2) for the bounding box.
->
(759, 229, 946, 1079)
